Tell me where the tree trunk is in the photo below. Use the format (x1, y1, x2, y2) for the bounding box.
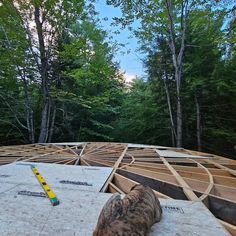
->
(163, 76, 176, 146)
(34, 5, 50, 143)
(165, 0, 188, 147)
(22, 75, 35, 143)
(38, 99, 50, 143)
(176, 90, 182, 147)
(176, 68, 182, 147)
(48, 102, 56, 143)
(195, 94, 201, 151)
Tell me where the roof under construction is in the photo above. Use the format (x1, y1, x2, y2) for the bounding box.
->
(0, 142, 235, 235)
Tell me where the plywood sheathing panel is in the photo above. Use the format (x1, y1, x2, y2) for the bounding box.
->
(151, 199, 230, 236)
(156, 149, 211, 159)
(0, 162, 113, 192)
(0, 184, 229, 235)
(0, 184, 113, 236)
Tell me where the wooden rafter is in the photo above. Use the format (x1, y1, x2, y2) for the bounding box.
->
(158, 155, 199, 201)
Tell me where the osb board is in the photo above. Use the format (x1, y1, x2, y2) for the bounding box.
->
(0, 188, 229, 235)
(151, 199, 229, 235)
(0, 185, 112, 235)
(0, 162, 113, 192)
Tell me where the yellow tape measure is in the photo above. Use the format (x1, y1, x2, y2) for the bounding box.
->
(31, 166, 59, 206)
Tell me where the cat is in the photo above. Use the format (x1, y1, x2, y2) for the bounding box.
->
(93, 184, 162, 236)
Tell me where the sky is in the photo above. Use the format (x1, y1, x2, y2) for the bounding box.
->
(95, 0, 146, 82)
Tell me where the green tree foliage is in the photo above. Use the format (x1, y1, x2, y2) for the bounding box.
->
(109, 0, 236, 157)
(51, 21, 124, 141)
(0, 1, 124, 144)
(181, 8, 236, 156)
(113, 79, 172, 145)
(0, 1, 235, 159)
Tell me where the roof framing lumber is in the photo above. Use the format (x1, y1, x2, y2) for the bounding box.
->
(205, 159, 236, 177)
(101, 145, 128, 192)
(190, 159, 214, 203)
(157, 155, 199, 201)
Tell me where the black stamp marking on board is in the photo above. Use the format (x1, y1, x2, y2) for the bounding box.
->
(18, 190, 46, 198)
(161, 205, 185, 214)
(0, 174, 10, 178)
(60, 180, 93, 186)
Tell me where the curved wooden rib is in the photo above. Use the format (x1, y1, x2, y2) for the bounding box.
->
(119, 152, 135, 169)
(190, 159, 214, 202)
(157, 153, 199, 201)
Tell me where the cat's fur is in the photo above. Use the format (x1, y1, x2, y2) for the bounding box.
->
(93, 184, 162, 236)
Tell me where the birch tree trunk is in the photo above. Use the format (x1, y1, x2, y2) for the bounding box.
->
(34, 5, 51, 143)
(22, 75, 35, 143)
(176, 69, 183, 147)
(165, 0, 189, 147)
(163, 76, 176, 146)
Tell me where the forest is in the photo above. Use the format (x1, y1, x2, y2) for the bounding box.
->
(0, 0, 235, 158)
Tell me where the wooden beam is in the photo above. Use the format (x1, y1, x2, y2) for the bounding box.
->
(119, 152, 135, 169)
(82, 143, 108, 156)
(117, 168, 188, 200)
(113, 173, 170, 199)
(190, 159, 214, 203)
(108, 182, 124, 194)
(218, 219, 236, 236)
(133, 161, 232, 177)
(79, 143, 87, 156)
(20, 146, 76, 162)
(156, 151, 199, 201)
(80, 157, 89, 166)
(74, 143, 87, 165)
(65, 145, 79, 156)
(101, 145, 128, 192)
(205, 159, 236, 177)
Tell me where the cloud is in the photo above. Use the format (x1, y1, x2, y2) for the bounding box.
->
(123, 72, 137, 84)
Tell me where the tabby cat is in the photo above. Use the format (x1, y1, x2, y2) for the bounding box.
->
(93, 184, 162, 236)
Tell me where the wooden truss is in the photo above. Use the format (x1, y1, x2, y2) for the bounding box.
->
(0, 142, 236, 235)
